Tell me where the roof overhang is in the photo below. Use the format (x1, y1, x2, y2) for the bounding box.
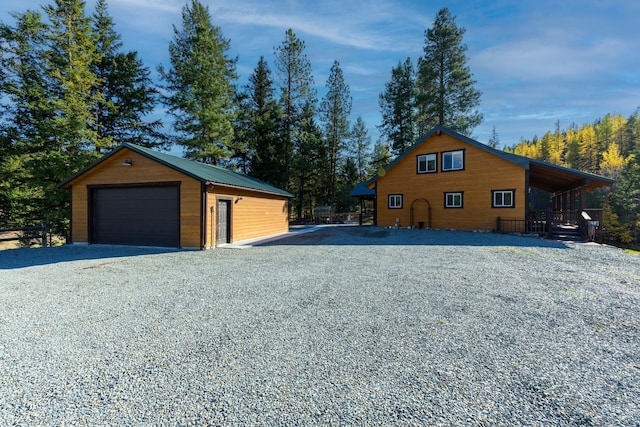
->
(528, 160, 615, 193)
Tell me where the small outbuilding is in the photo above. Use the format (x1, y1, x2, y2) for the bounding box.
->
(59, 143, 292, 249)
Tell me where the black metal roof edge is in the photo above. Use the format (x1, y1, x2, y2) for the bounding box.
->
(366, 125, 614, 186)
(121, 143, 294, 197)
(59, 143, 294, 197)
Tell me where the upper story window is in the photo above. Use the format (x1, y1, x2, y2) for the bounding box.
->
(492, 190, 515, 208)
(417, 153, 437, 174)
(388, 194, 403, 209)
(442, 150, 464, 171)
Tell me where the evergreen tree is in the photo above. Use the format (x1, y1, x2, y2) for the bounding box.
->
(0, 10, 52, 227)
(378, 57, 416, 155)
(319, 60, 351, 206)
(622, 108, 640, 156)
(334, 157, 358, 212)
(44, 0, 102, 154)
(487, 125, 499, 149)
(417, 7, 482, 135)
(371, 139, 392, 174)
(273, 28, 315, 191)
(92, 0, 165, 150)
(243, 56, 283, 186)
(159, 0, 237, 164)
(609, 145, 640, 226)
(349, 116, 372, 181)
(0, 1, 102, 231)
(291, 101, 324, 219)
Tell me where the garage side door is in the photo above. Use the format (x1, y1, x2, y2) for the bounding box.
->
(92, 185, 180, 247)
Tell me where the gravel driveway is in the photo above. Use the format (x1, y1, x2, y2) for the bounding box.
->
(1, 226, 639, 425)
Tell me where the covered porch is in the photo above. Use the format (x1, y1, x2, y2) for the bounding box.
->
(499, 160, 615, 240)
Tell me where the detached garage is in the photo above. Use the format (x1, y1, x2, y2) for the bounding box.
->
(59, 143, 292, 249)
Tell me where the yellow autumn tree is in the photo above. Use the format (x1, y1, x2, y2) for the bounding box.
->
(599, 142, 626, 178)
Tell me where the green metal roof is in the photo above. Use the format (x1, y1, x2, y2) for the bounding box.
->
(60, 143, 293, 197)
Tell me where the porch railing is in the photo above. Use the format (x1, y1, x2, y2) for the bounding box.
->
(495, 216, 550, 236)
(496, 209, 604, 240)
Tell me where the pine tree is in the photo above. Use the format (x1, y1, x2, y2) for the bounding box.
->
(0, 1, 102, 231)
(0, 11, 51, 227)
(273, 28, 315, 191)
(159, 0, 237, 164)
(622, 108, 639, 156)
(609, 146, 640, 225)
(371, 139, 392, 175)
(244, 56, 283, 186)
(291, 101, 324, 219)
(92, 0, 165, 150)
(378, 57, 416, 155)
(349, 116, 372, 181)
(487, 125, 499, 149)
(44, 0, 102, 154)
(319, 60, 351, 206)
(417, 7, 482, 135)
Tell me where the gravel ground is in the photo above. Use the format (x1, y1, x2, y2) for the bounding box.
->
(1, 226, 639, 426)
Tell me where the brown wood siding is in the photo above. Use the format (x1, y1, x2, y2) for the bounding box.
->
(67, 148, 202, 248)
(376, 133, 527, 230)
(205, 188, 289, 246)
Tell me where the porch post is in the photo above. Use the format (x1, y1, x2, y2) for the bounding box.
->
(580, 185, 587, 211)
(569, 189, 575, 223)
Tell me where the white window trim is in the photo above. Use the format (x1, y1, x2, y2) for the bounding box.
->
(493, 190, 515, 208)
(388, 194, 403, 209)
(445, 192, 463, 208)
(442, 150, 464, 171)
(417, 153, 437, 174)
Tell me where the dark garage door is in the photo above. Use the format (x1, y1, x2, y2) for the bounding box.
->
(91, 185, 180, 247)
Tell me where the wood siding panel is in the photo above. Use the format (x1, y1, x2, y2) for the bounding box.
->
(67, 148, 202, 248)
(376, 133, 527, 231)
(205, 188, 289, 247)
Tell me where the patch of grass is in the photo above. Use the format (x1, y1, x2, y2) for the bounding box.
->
(624, 249, 640, 256)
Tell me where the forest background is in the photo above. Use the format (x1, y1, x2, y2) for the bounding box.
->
(0, 0, 638, 248)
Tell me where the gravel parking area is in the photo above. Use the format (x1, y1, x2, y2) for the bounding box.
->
(1, 226, 639, 425)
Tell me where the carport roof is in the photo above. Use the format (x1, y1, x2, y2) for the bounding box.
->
(59, 143, 293, 197)
(366, 125, 615, 194)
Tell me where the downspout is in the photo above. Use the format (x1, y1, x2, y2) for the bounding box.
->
(524, 169, 530, 230)
(200, 182, 206, 250)
(206, 182, 215, 248)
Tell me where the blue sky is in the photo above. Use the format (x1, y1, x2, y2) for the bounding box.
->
(2, 0, 639, 149)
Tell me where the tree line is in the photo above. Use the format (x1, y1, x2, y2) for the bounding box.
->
(0, 1, 482, 233)
(504, 112, 640, 247)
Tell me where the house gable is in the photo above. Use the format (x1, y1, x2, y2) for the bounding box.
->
(374, 128, 527, 231)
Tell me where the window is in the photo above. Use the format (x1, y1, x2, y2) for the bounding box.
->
(388, 194, 403, 209)
(444, 192, 463, 208)
(492, 190, 515, 208)
(442, 150, 464, 171)
(417, 153, 437, 173)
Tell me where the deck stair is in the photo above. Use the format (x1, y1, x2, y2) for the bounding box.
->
(551, 224, 585, 242)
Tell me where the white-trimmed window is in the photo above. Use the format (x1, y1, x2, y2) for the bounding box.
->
(388, 194, 403, 209)
(444, 192, 463, 208)
(417, 153, 437, 174)
(492, 190, 515, 208)
(442, 150, 464, 171)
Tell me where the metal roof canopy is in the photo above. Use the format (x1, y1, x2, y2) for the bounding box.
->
(528, 159, 613, 193)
